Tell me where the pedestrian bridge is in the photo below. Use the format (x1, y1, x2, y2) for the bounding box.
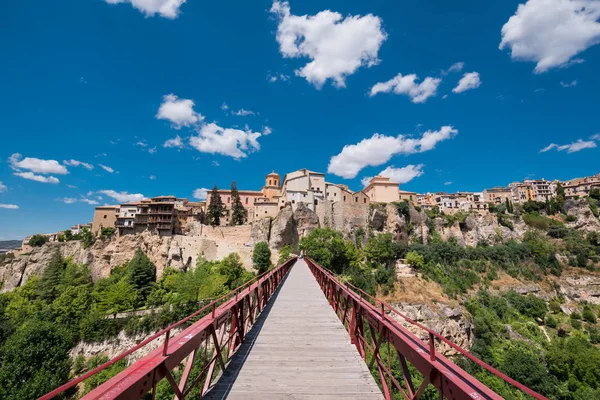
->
(42, 258, 547, 400)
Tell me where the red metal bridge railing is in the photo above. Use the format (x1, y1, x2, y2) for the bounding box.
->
(304, 257, 549, 400)
(40, 257, 296, 400)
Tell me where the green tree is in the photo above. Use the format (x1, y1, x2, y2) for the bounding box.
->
(80, 227, 95, 248)
(63, 229, 73, 241)
(127, 249, 156, 304)
(405, 251, 425, 269)
(252, 242, 272, 274)
(364, 233, 397, 268)
(28, 234, 48, 247)
(277, 244, 293, 264)
(299, 228, 351, 274)
(229, 182, 246, 225)
(38, 249, 66, 303)
(97, 279, 138, 314)
(0, 320, 74, 400)
(207, 185, 225, 226)
(218, 253, 250, 289)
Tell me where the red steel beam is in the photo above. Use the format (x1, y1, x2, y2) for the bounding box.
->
(40, 257, 295, 400)
(304, 257, 549, 400)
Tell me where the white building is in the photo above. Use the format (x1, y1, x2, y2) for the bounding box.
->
(280, 169, 326, 211)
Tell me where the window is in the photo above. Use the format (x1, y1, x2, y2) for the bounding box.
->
(103, 215, 107, 219)
(265, 211, 267, 214)
(364, 198, 366, 203)
(292, 200, 295, 204)
(269, 179, 271, 185)
(227, 197, 230, 203)
(245, 198, 248, 204)
(343, 196, 346, 201)
(355, 197, 358, 203)
(314, 200, 318, 205)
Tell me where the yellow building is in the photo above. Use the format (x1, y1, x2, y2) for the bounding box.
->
(364, 176, 400, 203)
(398, 190, 418, 205)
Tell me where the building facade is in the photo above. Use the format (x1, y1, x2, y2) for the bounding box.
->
(483, 187, 513, 204)
(364, 176, 400, 203)
(92, 205, 120, 234)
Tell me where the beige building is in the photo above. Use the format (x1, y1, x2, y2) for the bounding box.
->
(92, 205, 120, 234)
(364, 176, 400, 203)
(483, 187, 513, 204)
(280, 169, 326, 211)
(398, 190, 418, 205)
(508, 182, 534, 203)
(524, 179, 555, 202)
(563, 174, 600, 198)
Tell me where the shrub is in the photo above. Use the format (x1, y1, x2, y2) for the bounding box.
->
(252, 242, 271, 274)
(28, 234, 48, 247)
(571, 319, 582, 330)
(545, 315, 558, 328)
(523, 213, 552, 230)
(277, 244, 292, 265)
(405, 251, 425, 269)
(582, 305, 597, 324)
(565, 214, 577, 222)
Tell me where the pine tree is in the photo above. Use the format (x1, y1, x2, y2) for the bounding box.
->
(230, 181, 246, 225)
(207, 184, 225, 226)
(38, 249, 66, 303)
(252, 242, 272, 274)
(127, 249, 156, 305)
(505, 197, 513, 214)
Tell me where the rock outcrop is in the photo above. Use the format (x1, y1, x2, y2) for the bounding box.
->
(563, 199, 600, 233)
(247, 218, 271, 246)
(269, 203, 298, 250)
(294, 202, 320, 239)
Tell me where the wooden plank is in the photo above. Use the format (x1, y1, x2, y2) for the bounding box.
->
(204, 260, 383, 399)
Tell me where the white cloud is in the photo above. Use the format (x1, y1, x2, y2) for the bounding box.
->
(193, 188, 209, 201)
(80, 198, 100, 205)
(67, 184, 77, 189)
(149, 175, 156, 180)
(233, 109, 256, 116)
(499, 0, 600, 73)
(63, 159, 93, 170)
(452, 72, 482, 93)
(540, 139, 597, 153)
(560, 80, 578, 87)
(270, 1, 386, 88)
(211, 161, 220, 167)
(263, 126, 273, 135)
(444, 181, 453, 186)
(369, 73, 441, 103)
(328, 126, 458, 179)
(442, 62, 464, 75)
(268, 73, 291, 83)
(189, 122, 262, 159)
(98, 190, 145, 203)
(136, 141, 148, 147)
(0, 181, 6, 193)
(99, 164, 115, 173)
(590, 133, 600, 140)
(95, 153, 107, 158)
(104, 0, 186, 19)
(0, 204, 19, 210)
(148, 146, 157, 154)
(221, 103, 229, 111)
(361, 164, 425, 186)
(163, 135, 185, 148)
(60, 198, 78, 204)
(14, 171, 60, 184)
(156, 94, 203, 129)
(9, 153, 68, 174)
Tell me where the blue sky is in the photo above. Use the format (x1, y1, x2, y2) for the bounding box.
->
(1, 0, 599, 239)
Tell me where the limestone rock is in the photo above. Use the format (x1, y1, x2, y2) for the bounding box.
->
(269, 203, 298, 251)
(384, 203, 408, 241)
(369, 207, 387, 232)
(294, 202, 320, 239)
(564, 199, 600, 233)
(247, 218, 271, 246)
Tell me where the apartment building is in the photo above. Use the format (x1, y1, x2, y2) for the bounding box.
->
(280, 169, 326, 211)
(563, 174, 600, 198)
(364, 176, 400, 203)
(399, 190, 418, 205)
(483, 187, 513, 204)
(524, 179, 555, 202)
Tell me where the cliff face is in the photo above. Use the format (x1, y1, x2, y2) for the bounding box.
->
(0, 223, 258, 293)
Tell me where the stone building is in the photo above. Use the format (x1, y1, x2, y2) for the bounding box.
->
(91, 205, 120, 234)
(483, 187, 513, 204)
(280, 169, 326, 211)
(563, 174, 600, 199)
(364, 176, 401, 203)
(399, 190, 418, 205)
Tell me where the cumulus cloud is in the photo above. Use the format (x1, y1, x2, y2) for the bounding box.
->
(328, 126, 457, 179)
(268, 73, 291, 83)
(560, 80, 578, 87)
(233, 109, 256, 116)
(104, 0, 186, 19)
(163, 135, 185, 148)
(270, 1, 387, 88)
(540, 139, 597, 153)
(0, 181, 6, 193)
(149, 175, 156, 180)
(369, 73, 441, 103)
(60, 198, 78, 204)
(189, 123, 262, 159)
(99, 164, 115, 173)
(362, 164, 425, 187)
(14, 171, 60, 184)
(0, 204, 19, 210)
(98, 190, 145, 203)
(263, 126, 273, 135)
(499, 0, 600, 73)
(442, 62, 465, 75)
(590, 133, 600, 140)
(193, 188, 209, 201)
(156, 94, 204, 129)
(63, 159, 93, 170)
(9, 153, 68, 174)
(452, 72, 482, 93)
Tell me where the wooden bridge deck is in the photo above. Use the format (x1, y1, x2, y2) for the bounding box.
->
(204, 259, 383, 400)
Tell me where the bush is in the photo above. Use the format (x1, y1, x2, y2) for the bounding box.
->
(545, 315, 558, 328)
(571, 319, 582, 330)
(523, 212, 553, 231)
(299, 228, 357, 274)
(582, 305, 597, 324)
(277, 244, 292, 265)
(28, 234, 48, 247)
(565, 214, 577, 222)
(405, 251, 425, 269)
